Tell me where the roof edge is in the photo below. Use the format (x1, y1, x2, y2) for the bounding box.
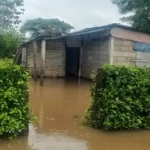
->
(20, 23, 150, 46)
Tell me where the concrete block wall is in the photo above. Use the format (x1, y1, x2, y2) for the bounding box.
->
(113, 38, 136, 66)
(136, 51, 150, 67)
(27, 41, 65, 77)
(45, 41, 65, 77)
(27, 42, 42, 76)
(82, 38, 109, 79)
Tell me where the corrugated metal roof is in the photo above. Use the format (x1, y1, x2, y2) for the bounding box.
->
(45, 23, 135, 40)
(21, 23, 150, 46)
(111, 28, 150, 44)
(70, 23, 135, 34)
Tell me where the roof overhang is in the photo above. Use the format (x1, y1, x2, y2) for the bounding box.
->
(20, 23, 150, 47)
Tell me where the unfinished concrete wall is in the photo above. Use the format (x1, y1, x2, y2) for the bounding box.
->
(82, 38, 109, 79)
(136, 51, 150, 67)
(27, 42, 41, 76)
(113, 38, 136, 66)
(27, 41, 65, 77)
(45, 41, 65, 77)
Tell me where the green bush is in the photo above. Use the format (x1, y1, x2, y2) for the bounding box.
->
(0, 60, 31, 138)
(86, 64, 150, 130)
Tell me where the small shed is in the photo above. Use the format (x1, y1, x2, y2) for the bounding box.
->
(15, 23, 150, 82)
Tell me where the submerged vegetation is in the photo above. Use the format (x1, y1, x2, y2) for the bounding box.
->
(0, 60, 32, 138)
(85, 64, 150, 130)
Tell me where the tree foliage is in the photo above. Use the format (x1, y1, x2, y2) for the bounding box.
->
(0, 0, 24, 30)
(20, 18, 74, 38)
(0, 31, 20, 58)
(86, 64, 150, 130)
(112, 0, 150, 33)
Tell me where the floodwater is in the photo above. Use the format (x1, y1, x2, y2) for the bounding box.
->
(1, 78, 150, 150)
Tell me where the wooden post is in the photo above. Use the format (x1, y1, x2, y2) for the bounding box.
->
(64, 38, 67, 77)
(40, 40, 46, 86)
(78, 42, 84, 78)
(14, 48, 21, 65)
(33, 41, 38, 81)
(25, 44, 29, 70)
(22, 47, 26, 67)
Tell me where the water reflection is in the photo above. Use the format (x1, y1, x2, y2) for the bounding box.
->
(29, 78, 89, 150)
(28, 124, 88, 150)
(1, 78, 150, 150)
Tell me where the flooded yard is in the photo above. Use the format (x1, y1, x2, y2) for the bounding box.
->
(1, 78, 150, 150)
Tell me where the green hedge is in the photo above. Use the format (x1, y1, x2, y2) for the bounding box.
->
(86, 64, 150, 130)
(0, 60, 31, 138)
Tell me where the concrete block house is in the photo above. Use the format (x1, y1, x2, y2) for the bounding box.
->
(15, 24, 150, 80)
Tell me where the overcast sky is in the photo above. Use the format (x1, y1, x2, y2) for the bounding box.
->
(21, 0, 121, 30)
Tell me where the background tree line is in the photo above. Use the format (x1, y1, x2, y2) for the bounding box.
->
(0, 0, 74, 58)
(112, 0, 150, 33)
(0, 0, 150, 58)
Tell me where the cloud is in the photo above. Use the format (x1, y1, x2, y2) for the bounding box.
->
(20, 0, 121, 29)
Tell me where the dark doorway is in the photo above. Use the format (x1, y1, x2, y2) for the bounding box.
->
(66, 47, 80, 76)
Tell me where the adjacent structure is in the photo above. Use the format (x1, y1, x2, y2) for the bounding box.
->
(15, 23, 150, 82)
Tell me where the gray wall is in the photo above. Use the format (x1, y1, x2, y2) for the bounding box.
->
(81, 38, 109, 79)
(112, 37, 150, 68)
(27, 41, 65, 77)
(45, 41, 65, 77)
(66, 36, 110, 79)
(113, 38, 136, 66)
(23, 36, 110, 79)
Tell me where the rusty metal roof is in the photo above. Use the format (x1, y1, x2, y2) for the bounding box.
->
(111, 28, 150, 44)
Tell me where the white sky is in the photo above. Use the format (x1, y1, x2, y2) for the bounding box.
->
(20, 0, 121, 30)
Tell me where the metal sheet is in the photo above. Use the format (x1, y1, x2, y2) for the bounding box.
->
(134, 42, 150, 52)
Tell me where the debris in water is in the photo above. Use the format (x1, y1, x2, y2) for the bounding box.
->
(73, 115, 79, 119)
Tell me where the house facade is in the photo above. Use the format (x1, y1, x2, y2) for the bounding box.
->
(16, 24, 150, 80)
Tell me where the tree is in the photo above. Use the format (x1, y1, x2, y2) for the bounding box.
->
(20, 18, 74, 38)
(112, 0, 150, 33)
(0, 30, 20, 58)
(0, 0, 24, 30)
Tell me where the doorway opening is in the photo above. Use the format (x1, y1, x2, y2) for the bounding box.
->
(66, 47, 80, 77)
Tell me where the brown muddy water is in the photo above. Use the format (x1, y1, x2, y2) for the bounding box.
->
(1, 78, 150, 150)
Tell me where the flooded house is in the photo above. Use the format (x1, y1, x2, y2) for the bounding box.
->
(15, 23, 150, 82)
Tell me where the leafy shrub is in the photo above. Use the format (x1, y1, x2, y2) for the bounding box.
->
(86, 64, 150, 130)
(0, 60, 31, 138)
